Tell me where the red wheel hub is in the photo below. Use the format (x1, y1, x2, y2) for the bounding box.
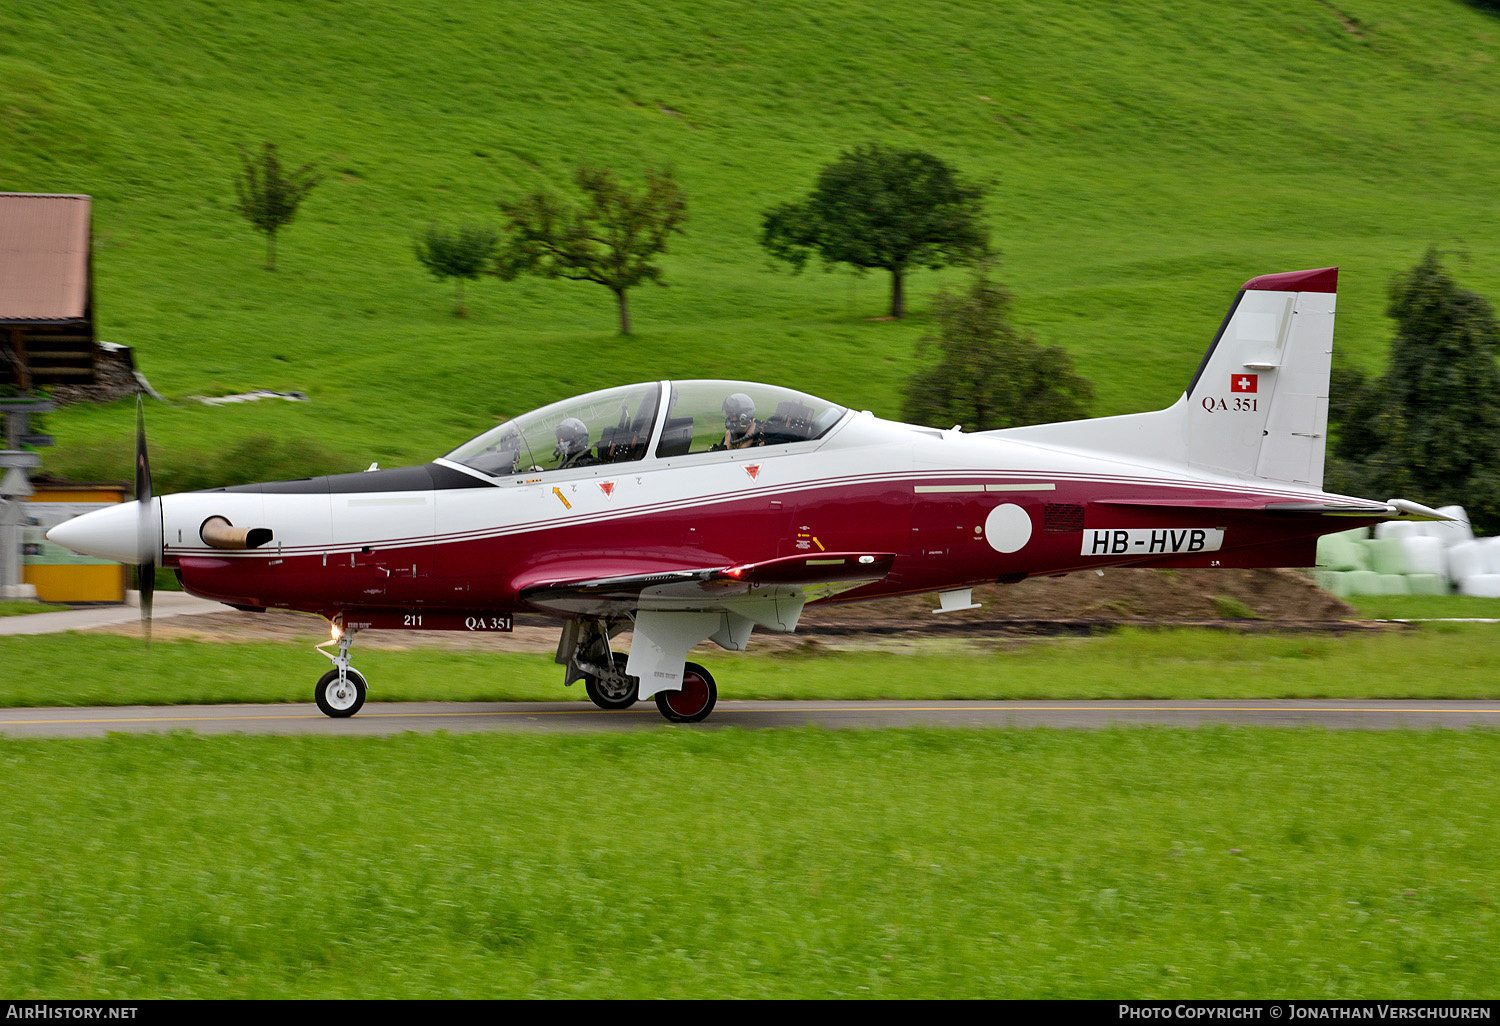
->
(665, 672, 709, 717)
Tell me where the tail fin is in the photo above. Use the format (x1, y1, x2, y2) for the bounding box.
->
(989, 267, 1337, 489)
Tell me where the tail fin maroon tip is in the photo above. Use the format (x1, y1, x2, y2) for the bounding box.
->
(1242, 267, 1338, 293)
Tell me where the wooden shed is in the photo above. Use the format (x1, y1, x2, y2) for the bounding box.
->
(0, 193, 96, 389)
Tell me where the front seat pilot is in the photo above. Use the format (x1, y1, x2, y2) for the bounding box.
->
(553, 417, 594, 468)
(717, 392, 763, 450)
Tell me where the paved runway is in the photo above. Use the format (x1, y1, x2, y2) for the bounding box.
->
(4, 698, 1500, 738)
(0, 592, 223, 635)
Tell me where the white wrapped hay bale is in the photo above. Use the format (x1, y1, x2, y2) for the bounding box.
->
(1398, 536, 1447, 580)
(1420, 506, 1474, 547)
(1362, 538, 1408, 576)
(1480, 537, 1500, 575)
(1459, 574, 1500, 599)
(1343, 570, 1382, 595)
(1375, 520, 1419, 541)
(1447, 539, 1487, 585)
(1316, 534, 1368, 572)
(1375, 574, 1411, 595)
(1406, 574, 1447, 596)
(1314, 570, 1353, 597)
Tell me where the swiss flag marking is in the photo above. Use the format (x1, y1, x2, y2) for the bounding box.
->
(1230, 374, 1258, 393)
(745, 464, 761, 480)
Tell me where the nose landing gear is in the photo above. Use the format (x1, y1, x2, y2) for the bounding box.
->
(314, 620, 366, 718)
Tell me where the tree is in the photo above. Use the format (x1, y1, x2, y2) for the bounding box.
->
(232, 142, 322, 271)
(760, 143, 988, 319)
(901, 263, 1093, 431)
(1326, 248, 1500, 531)
(494, 167, 687, 334)
(413, 224, 500, 316)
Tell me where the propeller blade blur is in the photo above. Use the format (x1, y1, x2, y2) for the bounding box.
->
(135, 396, 154, 643)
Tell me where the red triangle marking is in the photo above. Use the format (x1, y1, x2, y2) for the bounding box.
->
(746, 465, 760, 480)
(599, 481, 615, 497)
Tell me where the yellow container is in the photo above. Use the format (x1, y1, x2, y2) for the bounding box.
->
(22, 484, 129, 603)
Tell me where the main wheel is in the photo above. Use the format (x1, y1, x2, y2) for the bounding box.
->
(584, 655, 637, 710)
(316, 668, 367, 718)
(654, 662, 717, 723)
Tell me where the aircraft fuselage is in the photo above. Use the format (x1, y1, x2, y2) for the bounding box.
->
(159, 413, 1356, 624)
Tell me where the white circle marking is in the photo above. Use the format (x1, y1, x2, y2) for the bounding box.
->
(984, 503, 1033, 554)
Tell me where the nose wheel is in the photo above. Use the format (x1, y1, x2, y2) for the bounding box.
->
(314, 620, 366, 718)
(316, 667, 367, 717)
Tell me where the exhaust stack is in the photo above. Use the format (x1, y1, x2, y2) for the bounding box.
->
(200, 516, 273, 550)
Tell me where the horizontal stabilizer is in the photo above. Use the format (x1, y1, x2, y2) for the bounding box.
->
(1097, 495, 1456, 520)
(1387, 499, 1463, 523)
(1261, 501, 1399, 516)
(1095, 496, 1396, 516)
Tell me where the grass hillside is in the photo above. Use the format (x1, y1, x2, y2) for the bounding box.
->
(3, 0, 1499, 487)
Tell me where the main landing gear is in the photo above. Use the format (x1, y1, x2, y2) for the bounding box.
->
(314, 622, 366, 718)
(584, 654, 637, 710)
(564, 619, 719, 723)
(655, 662, 717, 724)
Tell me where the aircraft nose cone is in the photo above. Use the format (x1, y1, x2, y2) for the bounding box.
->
(46, 501, 145, 564)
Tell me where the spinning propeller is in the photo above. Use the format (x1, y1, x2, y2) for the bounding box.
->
(42, 396, 163, 639)
(133, 395, 160, 640)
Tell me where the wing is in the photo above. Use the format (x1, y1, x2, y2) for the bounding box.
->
(517, 551, 896, 618)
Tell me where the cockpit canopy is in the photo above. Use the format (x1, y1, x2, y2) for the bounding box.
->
(443, 380, 847, 478)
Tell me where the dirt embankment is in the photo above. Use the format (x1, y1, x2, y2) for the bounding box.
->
(104, 568, 1362, 652)
(801, 567, 1355, 631)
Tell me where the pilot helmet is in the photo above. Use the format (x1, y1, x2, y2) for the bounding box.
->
(554, 417, 589, 457)
(723, 392, 756, 433)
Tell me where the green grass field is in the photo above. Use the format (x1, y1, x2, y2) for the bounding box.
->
(2, 728, 1498, 998)
(4, 1, 1499, 491)
(0, 601, 68, 617)
(1344, 594, 1500, 620)
(2, 622, 1498, 707)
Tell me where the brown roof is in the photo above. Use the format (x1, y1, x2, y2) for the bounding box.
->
(0, 193, 91, 322)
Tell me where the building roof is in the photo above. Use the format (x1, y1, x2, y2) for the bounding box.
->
(0, 193, 91, 322)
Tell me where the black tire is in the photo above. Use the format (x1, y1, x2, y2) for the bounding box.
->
(584, 655, 637, 710)
(655, 662, 717, 723)
(315, 667, 367, 718)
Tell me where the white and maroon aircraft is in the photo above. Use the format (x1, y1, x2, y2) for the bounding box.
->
(48, 267, 1444, 722)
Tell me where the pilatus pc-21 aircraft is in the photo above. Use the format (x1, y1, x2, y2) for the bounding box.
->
(49, 266, 1446, 722)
